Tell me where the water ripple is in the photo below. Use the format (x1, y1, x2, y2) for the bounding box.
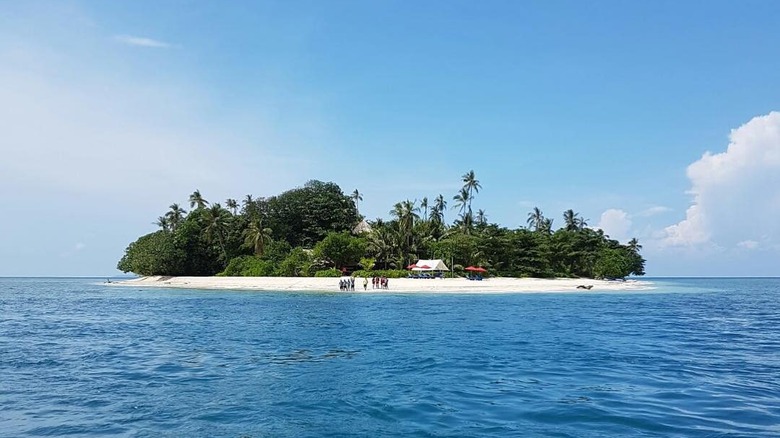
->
(1, 277, 780, 436)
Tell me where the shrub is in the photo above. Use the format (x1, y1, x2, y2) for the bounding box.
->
(314, 268, 343, 277)
(276, 247, 313, 277)
(220, 255, 275, 277)
(351, 269, 409, 279)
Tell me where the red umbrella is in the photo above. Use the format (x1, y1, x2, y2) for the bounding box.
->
(406, 264, 418, 270)
(418, 265, 431, 269)
(474, 267, 487, 273)
(464, 266, 478, 271)
(465, 266, 487, 272)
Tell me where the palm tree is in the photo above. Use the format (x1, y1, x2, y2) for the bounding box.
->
(461, 170, 481, 211)
(189, 190, 209, 210)
(165, 203, 187, 231)
(390, 200, 420, 266)
(476, 209, 487, 225)
(627, 238, 642, 253)
(563, 209, 580, 231)
(458, 209, 474, 234)
(420, 197, 429, 222)
(527, 207, 545, 231)
(453, 188, 470, 216)
(242, 194, 259, 218)
(390, 200, 420, 232)
(203, 204, 229, 260)
(366, 221, 395, 269)
(433, 194, 447, 224)
(243, 219, 273, 256)
(226, 198, 238, 215)
(351, 189, 363, 215)
(154, 216, 170, 232)
(539, 218, 554, 234)
(242, 194, 254, 209)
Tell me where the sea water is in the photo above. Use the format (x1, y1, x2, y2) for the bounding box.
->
(1, 277, 779, 437)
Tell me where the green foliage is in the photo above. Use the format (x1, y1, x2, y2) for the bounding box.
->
(264, 180, 360, 248)
(351, 269, 408, 278)
(276, 247, 313, 277)
(119, 175, 648, 279)
(220, 255, 275, 277)
(117, 231, 182, 275)
(594, 248, 631, 279)
(359, 257, 376, 270)
(314, 268, 343, 277)
(313, 232, 366, 269)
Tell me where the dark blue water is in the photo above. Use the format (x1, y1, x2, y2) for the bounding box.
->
(2, 278, 779, 437)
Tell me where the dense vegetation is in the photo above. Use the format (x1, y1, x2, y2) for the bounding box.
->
(118, 173, 645, 279)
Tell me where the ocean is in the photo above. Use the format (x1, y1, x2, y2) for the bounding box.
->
(1, 277, 779, 437)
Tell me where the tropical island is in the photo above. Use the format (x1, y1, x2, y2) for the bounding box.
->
(117, 171, 646, 292)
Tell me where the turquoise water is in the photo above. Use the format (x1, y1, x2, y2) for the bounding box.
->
(1, 278, 779, 437)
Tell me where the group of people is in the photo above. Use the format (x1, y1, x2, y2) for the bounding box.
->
(337, 276, 390, 291)
(371, 276, 389, 290)
(338, 277, 356, 291)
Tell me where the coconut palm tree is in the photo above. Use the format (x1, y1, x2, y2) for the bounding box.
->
(563, 209, 580, 231)
(242, 194, 260, 218)
(165, 203, 187, 231)
(461, 170, 481, 211)
(226, 198, 238, 215)
(154, 216, 170, 232)
(366, 222, 395, 269)
(433, 194, 447, 224)
(527, 207, 545, 231)
(627, 238, 642, 252)
(390, 200, 420, 266)
(539, 218, 554, 235)
(420, 197, 429, 222)
(203, 204, 230, 260)
(458, 209, 474, 234)
(476, 209, 487, 225)
(351, 189, 363, 215)
(390, 200, 420, 232)
(242, 194, 254, 210)
(189, 190, 209, 210)
(453, 188, 470, 216)
(243, 218, 273, 256)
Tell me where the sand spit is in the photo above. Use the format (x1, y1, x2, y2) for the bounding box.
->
(113, 276, 654, 294)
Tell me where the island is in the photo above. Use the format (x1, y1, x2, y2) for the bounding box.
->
(116, 171, 646, 291)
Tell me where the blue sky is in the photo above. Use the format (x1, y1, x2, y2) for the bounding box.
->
(2, 1, 779, 276)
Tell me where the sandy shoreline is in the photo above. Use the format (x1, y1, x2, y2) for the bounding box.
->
(112, 276, 654, 294)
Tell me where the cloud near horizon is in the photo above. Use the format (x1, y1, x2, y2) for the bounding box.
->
(595, 209, 632, 242)
(662, 111, 780, 250)
(113, 34, 173, 48)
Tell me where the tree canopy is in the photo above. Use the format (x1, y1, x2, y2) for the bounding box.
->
(118, 174, 646, 279)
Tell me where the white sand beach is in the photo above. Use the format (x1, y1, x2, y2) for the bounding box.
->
(113, 276, 654, 293)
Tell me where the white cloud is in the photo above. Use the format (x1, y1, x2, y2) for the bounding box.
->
(737, 240, 759, 250)
(595, 208, 632, 242)
(75, 242, 86, 251)
(635, 206, 672, 217)
(114, 35, 173, 49)
(662, 112, 780, 248)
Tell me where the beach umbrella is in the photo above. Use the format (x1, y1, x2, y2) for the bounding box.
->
(407, 264, 418, 270)
(473, 267, 487, 273)
(464, 266, 478, 271)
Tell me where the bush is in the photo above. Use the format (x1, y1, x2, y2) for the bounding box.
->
(276, 247, 313, 277)
(314, 268, 343, 277)
(220, 255, 275, 277)
(351, 269, 409, 278)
